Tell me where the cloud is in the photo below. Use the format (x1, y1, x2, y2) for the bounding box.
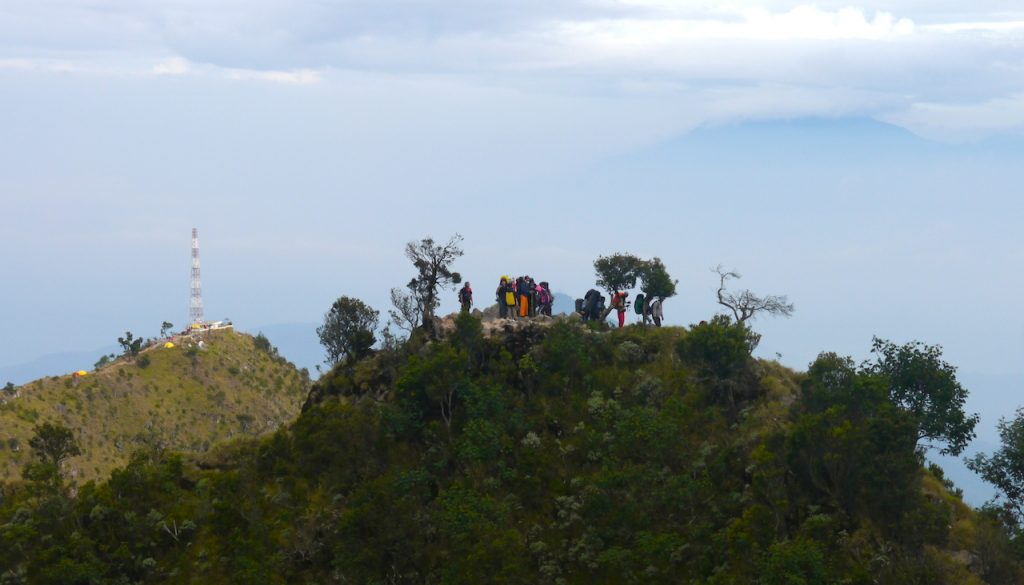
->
(3, 1, 1024, 136)
(223, 67, 321, 84)
(883, 94, 1024, 141)
(153, 57, 190, 75)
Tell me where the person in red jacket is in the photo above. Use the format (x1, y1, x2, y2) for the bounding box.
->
(611, 291, 630, 328)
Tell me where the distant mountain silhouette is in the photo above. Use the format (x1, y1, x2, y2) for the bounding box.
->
(0, 345, 118, 386)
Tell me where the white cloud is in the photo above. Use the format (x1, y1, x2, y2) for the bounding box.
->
(883, 94, 1024, 141)
(3, 2, 1024, 136)
(554, 6, 915, 45)
(153, 57, 190, 75)
(223, 68, 321, 85)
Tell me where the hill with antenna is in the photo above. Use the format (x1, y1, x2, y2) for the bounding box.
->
(0, 329, 309, 483)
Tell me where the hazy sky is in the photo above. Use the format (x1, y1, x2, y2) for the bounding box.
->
(3, 1, 1023, 405)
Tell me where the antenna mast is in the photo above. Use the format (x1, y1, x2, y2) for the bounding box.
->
(190, 228, 204, 327)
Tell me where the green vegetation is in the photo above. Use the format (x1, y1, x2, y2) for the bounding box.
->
(594, 253, 678, 299)
(117, 331, 145, 359)
(968, 409, 1024, 534)
(0, 317, 1019, 583)
(389, 233, 464, 333)
(317, 296, 380, 366)
(0, 329, 309, 483)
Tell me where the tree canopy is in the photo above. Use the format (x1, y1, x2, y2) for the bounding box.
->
(593, 252, 643, 294)
(968, 408, 1024, 529)
(638, 257, 678, 299)
(865, 337, 978, 456)
(117, 331, 144, 359)
(317, 296, 380, 366)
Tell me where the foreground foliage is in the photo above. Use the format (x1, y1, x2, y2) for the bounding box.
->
(1, 317, 1019, 584)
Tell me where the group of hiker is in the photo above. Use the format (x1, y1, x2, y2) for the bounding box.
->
(576, 290, 664, 328)
(456, 276, 554, 318)
(492, 275, 554, 318)
(457, 277, 665, 328)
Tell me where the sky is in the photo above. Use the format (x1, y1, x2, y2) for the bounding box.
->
(2, 0, 1024, 499)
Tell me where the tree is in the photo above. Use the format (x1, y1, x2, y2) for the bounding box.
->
(638, 257, 677, 299)
(389, 287, 424, 334)
(394, 234, 464, 331)
(968, 408, 1024, 528)
(594, 253, 643, 294)
(117, 331, 144, 359)
(865, 337, 978, 456)
(317, 296, 380, 366)
(254, 332, 275, 354)
(714, 265, 794, 323)
(23, 422, 81, 491)
(160, 321, 174, 337)
(3, 381, 14, 396)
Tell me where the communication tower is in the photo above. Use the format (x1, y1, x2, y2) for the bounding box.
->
(190, 228, 204, 327)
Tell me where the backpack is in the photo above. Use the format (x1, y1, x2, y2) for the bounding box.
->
(538, 287, 550, 305)
(634, 293, 645, 315)
(575, 298, 584, 313)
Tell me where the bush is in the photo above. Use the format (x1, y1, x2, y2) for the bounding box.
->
(677, 315, 756, 379)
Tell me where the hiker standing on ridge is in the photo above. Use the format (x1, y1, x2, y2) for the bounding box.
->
(611, 291, 630, 328)
(458, 282, 473, 313)
(517, 276, 531, 318)
(538, 281, 553, 316)
(504, 277, 518, 320)
(648, 296, 664, 327)
(582, 289, 600, 322)
(496, 277, 509, 319)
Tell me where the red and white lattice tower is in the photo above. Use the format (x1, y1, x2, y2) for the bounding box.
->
(189, 228, 204, 327)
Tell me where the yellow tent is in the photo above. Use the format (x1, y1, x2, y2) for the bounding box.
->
(164, 342, 175, 348)
(74, 370, 87, 377)
(191, 323, 201, 329)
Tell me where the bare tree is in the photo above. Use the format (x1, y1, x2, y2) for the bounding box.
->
(714, 265, 794, 323)
(389, 287, 423, 334)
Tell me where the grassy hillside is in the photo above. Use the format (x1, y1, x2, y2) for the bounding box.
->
(1, 316, 1021, 584)
(0, 329, 309, 483)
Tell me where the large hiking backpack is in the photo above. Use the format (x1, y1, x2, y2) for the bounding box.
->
(634, 293, 645, 315)
(538, 287, 550, 305)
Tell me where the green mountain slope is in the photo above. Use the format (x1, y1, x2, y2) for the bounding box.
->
(0, 329, 309, 483)
(1, 317, 1021, 584)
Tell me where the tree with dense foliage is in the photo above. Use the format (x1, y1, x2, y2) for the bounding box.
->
(22, 422, 81, 492)
(637, 257, 677, 299)
(392, 234, 463, 332)
(1, 320, 1021, 584)
(117, 330, 144, 359)
(866, 337, 978, 456)
(968, 408, 1024, 528)
(594, 252, 643, 295)
(317, 296, 380, 366)
(714, 265, 794, 323)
